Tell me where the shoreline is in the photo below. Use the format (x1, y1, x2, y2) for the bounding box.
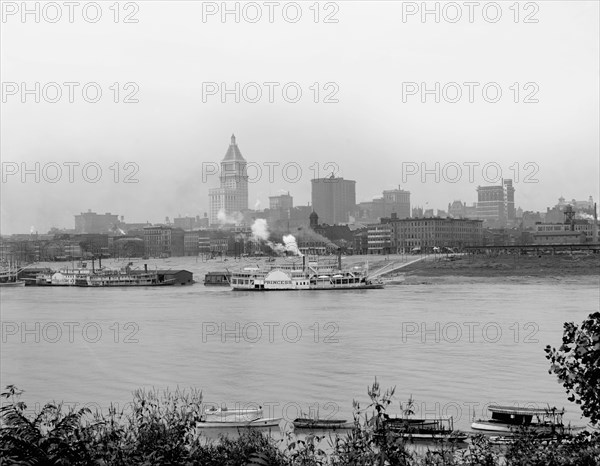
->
(395, 253, 600, 279)
(19, 253, 600, 286)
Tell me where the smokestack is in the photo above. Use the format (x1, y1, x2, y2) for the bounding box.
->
(337, 249, 342, 271)
(99, 256, 102, 269)
(144, 264, 148, 272)
(303, 255, 306, 272)
(92, 258, 95, 273)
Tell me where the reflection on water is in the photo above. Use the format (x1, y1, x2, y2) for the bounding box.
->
(1, 258, 597, 431)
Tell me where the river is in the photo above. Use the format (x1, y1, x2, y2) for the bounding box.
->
(1, 256, 598, 433)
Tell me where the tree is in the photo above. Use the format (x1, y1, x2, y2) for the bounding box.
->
(545, 312, 600, 426)
(0, 385, 94, 465)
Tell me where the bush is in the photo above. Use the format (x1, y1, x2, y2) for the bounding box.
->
(2, 378, 599, 465)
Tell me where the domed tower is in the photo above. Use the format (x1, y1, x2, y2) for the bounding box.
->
(309, 211, 319, 229)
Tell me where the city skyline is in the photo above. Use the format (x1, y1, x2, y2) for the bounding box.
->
(2, 2, 599, 234)
(1, 133, 598, 234)
(1, 151, 598, 235)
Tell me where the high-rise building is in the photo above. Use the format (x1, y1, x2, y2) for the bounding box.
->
(355, 186, 411, 223)
(209, 135, 249, 225)
(269, 193, 293, 210)
(74, 210, 119, 233)
(267, 193, 294, 228)
(311, 174, 356, 225)
(381, 186, 411, 218)
(476, 179, 515, 226)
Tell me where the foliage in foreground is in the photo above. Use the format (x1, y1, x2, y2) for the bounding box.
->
(545, 311, 600, 427)
(1, 381, 599, 466)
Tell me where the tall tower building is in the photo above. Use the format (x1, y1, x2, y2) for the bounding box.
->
(311, 174, 356, 225)
(476, 179, 515, 226)
(209, 134, 249, 225)
(382, 186, 411, 219)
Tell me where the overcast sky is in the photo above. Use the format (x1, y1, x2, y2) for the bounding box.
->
(1, 1, 598, 234)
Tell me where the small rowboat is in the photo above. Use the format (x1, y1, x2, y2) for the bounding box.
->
(197, 417, 282, 429)
(202, 406, 263, 422)
(382, 416, 467, 442)
(197, 405, 281, 430)
(293, 418, 352, 430)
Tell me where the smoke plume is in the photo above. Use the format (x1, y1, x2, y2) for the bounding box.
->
(217, 208, 243, 225)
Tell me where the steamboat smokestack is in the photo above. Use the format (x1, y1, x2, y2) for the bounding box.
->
(337, 248, 342, 271)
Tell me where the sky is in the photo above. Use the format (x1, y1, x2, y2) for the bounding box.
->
(1, 0, 599, 234)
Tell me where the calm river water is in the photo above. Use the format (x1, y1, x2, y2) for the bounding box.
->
(1, 257, 598, 431)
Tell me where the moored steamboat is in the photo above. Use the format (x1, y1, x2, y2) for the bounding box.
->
(230, 255, 383, 291)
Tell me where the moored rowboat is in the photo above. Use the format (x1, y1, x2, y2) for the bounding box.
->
(196, 417, 282, 429)
(293, 418, 352, 430)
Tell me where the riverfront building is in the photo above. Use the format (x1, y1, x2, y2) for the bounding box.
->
(375, 215, 484, 253)
(533, 220, 598, 244)
(367, 223, 393, 254)
(143, 226, 184, 257)
(311, 174, 356, 225)
(209, 135, 249, 225)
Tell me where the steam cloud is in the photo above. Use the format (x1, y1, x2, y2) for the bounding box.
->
(283, 234, 302, 256)
(217, 208, 243, 225)
(250, 219, 303, 256)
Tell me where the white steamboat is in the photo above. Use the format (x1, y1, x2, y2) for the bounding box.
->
(230, 255, 383, 291)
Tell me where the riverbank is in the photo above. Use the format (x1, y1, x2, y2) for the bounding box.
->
(399, 253, 600, 279)
(21, 253, 599, 285)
